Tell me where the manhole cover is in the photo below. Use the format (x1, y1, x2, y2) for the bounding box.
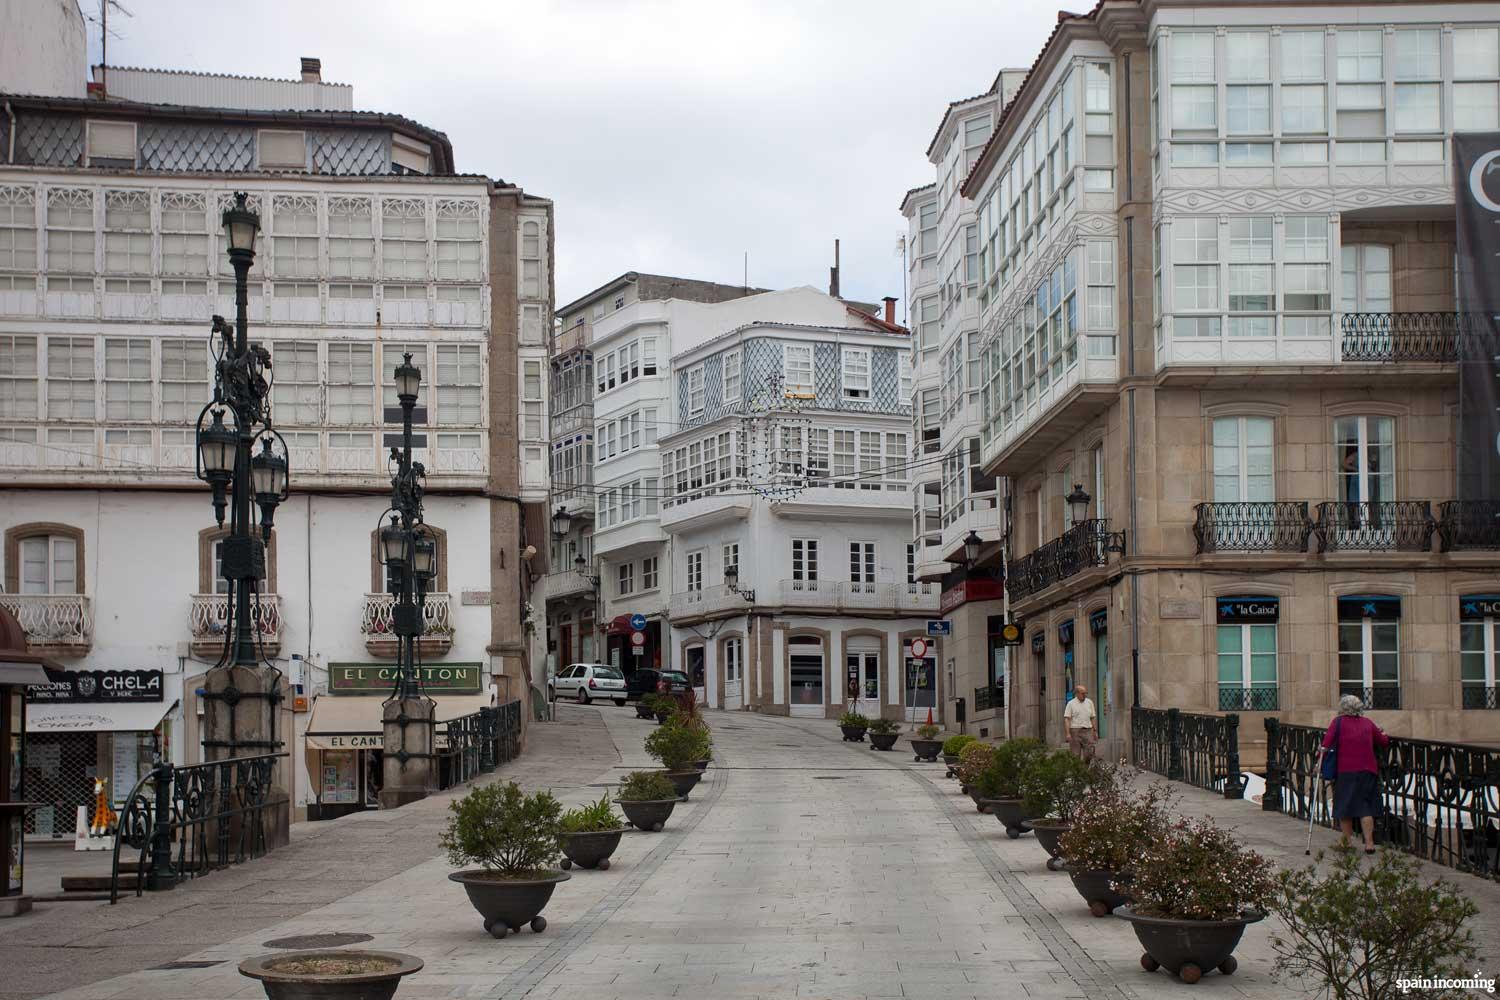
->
(262, 933, 373, 950)
(151, 961, 222, 971)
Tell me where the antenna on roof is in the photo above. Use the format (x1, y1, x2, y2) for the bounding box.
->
(743, 251, 748, 289)
(86, 0, 134, 99)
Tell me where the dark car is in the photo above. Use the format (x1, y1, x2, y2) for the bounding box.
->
(626, 668, 692, 700)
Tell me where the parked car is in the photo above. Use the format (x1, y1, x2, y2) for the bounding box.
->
(549, 664, 627, 706)
(625, 668, 692, 701)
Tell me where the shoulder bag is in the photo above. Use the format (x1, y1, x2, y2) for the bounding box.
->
(1320, 716, 1342, 782)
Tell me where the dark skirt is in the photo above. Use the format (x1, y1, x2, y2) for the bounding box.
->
(1332, 769, 1382, 820)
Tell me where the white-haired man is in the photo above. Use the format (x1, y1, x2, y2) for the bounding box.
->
(1064, 683, 1097, 758)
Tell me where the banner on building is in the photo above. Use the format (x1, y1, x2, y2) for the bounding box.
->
(1454, 132, 1500, 501)
(28, 668, 163, 703)
(327, 662, 483, 694)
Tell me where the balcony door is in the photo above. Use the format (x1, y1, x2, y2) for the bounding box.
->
(722, 637, 743, 711)
(1333, 415, 1396, 546)
(1212, 417, 1273, 547)
(20, 536, 76, 594)
(1339, 244, 1392, 314)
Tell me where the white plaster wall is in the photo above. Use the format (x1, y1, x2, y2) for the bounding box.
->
(0, 0, 86, 99)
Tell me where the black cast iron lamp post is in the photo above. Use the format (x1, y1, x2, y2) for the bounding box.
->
(724, 563, 754, 603)
(962, 529, 982, 568)
(551, 506, 573, 539)
(1066, 484, 1091, 525)
(378, 353, 432, 706)
(573, 552, 600, 588)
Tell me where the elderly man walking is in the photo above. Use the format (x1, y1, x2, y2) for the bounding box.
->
(1064, 684, 1097, 758)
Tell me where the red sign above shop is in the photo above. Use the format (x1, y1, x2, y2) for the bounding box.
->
(939, 577, 1004, 615)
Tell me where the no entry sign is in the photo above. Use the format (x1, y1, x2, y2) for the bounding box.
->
(909, 637, 929, 659)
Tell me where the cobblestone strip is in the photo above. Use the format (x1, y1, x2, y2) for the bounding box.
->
(482, 755, 729, 999)
(763, 718, 1141, 1000)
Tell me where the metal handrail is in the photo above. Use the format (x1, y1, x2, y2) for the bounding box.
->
(1130, 707, 1245, 799)
(1314, 500, 1435, 552)
(1193, 501, 1312, 554)
(1339, 311, 1461, 362)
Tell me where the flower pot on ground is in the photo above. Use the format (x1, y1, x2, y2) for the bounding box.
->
(440, 782, 570, 939)
(238, 950, 423, 1000)
(1020, 818, 1070, 867)
(955, 741, 996, 800)
(1057, 769, 1172, 916)
(1066, 866, 1133, 918)
(615, 770, 678, 832)
(941, 735, 976, 777)
(982, 798, 1027, 836)
(662, 769, 702, 799)
(644, 716, 712, 799)
(690, 758, 710, 771)
(1018, 748, 1104, 870)
(974, 738, 1045, 832)
(838, 710, 869, 742)
(558, 794, 625, 871)
(1120, 817, 1274, 983)
(866, 717, 899, 751)
(910, 723, 944, 762)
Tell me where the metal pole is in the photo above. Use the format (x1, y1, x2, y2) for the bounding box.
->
(146, 761, 176, 890)
(231, 254, 255, 669)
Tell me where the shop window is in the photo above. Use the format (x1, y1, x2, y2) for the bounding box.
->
(1337, 595, 1401, 709)
(1215, 597, 1279, 711)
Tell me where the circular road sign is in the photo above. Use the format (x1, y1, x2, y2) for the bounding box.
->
(910, 637, 929, 659)
(631, 631, 646, 646)
(629, 613, 648, 631)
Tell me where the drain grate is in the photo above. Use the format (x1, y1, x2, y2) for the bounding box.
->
(262, 933, 373, 950)
(151, 961, 222, 971)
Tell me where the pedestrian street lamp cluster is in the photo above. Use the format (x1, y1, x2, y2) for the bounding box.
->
(723, 563, 754, 603)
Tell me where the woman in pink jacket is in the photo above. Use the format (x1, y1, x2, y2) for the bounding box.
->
(1322, 693, 1390, 854)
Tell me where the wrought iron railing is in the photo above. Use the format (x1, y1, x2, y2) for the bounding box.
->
(1193, 502, 1312, 554)
(1340, 311, 1461, 362)
(974, 684, 1003, 713)
(0, 593, 92, 647)
(1130, 707, 1245, 799)
(1263, 718, 1500, 881)
(1315, 501, 1435, 552)
(437, 710, 491, 789)
(189, 593, 281, 643)
(111, 752, 283, 903)
(1006, 519, 1123, 601)
(1218, 685, 1279, 712)
(361, 592, 453, 637)
(1338, 683, 1402, 711)
(1438, 500, 1500, 551)
(1463, 685, 1500, 710)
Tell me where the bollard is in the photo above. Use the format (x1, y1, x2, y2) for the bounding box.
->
(1222, 713, 1246, 799)
(146, 761, 178, 891)
(1262, 717, 1282, 813)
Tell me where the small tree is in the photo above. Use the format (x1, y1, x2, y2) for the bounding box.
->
(643, 719, 711, 770)
(1268, 844, 1478, 1000)
(440, 781, 562, 878)
(1058, 772, 1175, 872)
(975, 737, 1046, 799)
(955, 741, 997, 788)
(1019, 749, 1104, 821)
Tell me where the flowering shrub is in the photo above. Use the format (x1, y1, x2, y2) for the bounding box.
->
(1058, 772, 1174, 872)
(942, 734, 976, 756)
(955, 741, 996, 788)
(974, 737, 1046, 800)
(1126, 817, 1274, 921)
(1018, 749, 1105, 821)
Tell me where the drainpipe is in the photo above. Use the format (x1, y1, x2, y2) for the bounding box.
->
(4, 101, 15, 164)
(1122, 50, 1142, 714)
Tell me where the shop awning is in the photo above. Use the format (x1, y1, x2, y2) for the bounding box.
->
(26, 700, 174, 734)
(0, 662, 51, 685)
(303, 694, 493, 751)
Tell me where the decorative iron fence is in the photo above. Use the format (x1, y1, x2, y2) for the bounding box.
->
(1314, 501, 1435, 552)
(1193, 502, 1312, 554)
(1438, 500, 1500, 551)
(1263, 718, 1500, 881)
(1006, 519, 1123, 601)
(1218, 685, 1279, 712)
(974, 684, 1003, 713)
(111, 752, 283, 903)
(435, 700, 524, 789)
(1463, 685, 1500, 710)
(1338, 683, 1402, 711)
(1130, 707, 1245, 799)
(1339, 311, 1461, 362)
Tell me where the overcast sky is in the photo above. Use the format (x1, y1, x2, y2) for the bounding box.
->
(88, 0, 1064, 317)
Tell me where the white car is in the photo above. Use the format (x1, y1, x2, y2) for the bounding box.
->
(549, 663, 627, 706)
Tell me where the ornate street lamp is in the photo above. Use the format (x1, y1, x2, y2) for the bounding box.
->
(193, 192, 288, 760)
(378, 354, 432, 706)
(1065, 483, 1092, 525)
(573, 552, 600, 589)
(724, 563, 754, 603)
(551, 506, 573, 540)
(962, 529, 983, 569)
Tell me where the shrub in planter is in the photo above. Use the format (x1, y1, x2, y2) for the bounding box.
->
(1118, 817, 1274, 983)
(867, 717, 900, 751)
(639, 693, 672, 720)
(955, 740, 996, 796)
(615, 770, 679, 832)
(910, 723, 944, 762)
(442, 782, 569, 939)
(644, 719, 712, 772)
(1058, 774, 1174, 915)
(1268, 843, 1477, 1000)
(1018, 749, 1105, 862)
(558, 794, 625, 871)
(838, 710, 870, 742)
(941, 734, 976, 776)
(975, 738, 1045, 834)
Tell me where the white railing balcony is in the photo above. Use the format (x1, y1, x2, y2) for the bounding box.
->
(0, 593, 93, 655)
(780, 579, 827, 608)
(898, 581, 941, 614)
(668, 584, 746, 620)
(542, 571, 596, 603)
(361, 592, 454, 657)
(188, 592, 283, 658)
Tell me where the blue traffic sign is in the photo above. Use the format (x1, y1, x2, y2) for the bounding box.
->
(926, 620, 952, 637)
(629, 613, 648, 631)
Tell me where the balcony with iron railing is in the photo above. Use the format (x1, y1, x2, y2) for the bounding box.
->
(1193, 499, 1500, 555)
(1006, 519, 1124, 602)
(1339, 682, 1401, 711)
(1438, 500, 1500, 551)
(0, 592, 92, 655)
(1462, 684, 1499, 710)
(1339, 312, 1460, 363)
(361, 592, 453, 657)
(189, 593, 282, 658)
(1218, 685, 1279, 712)
(1193, 502, 1313, 554)
(1315, 501, 1436, 553)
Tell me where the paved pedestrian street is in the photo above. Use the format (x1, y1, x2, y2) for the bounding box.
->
(5, 707, 1497, 1000)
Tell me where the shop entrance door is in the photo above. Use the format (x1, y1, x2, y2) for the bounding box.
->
(788, 636, 824, 717)
(846, 635, 881, 717)
(723, 638, 743, 711)
(687, 646, 706, 706)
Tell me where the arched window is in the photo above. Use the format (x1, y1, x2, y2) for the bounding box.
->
(4, 523, 85, 594)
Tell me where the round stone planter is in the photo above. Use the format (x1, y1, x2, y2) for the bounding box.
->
(839, 724, 868, 742)
(618, 797, 677, 832)
(634, 704, 654, 719)
(981, 797, 1028, 835)
(239, 950, 423, 1000)
(559, 830, 624, 871)
(654, 711, 672, 724)
(1066, 866, 1133, 917)
(663, 769, 702, 799)
(868, 732, 899, 751)
(690, 758, 711, 772)
(942, 752, 960, 777)
(1021, 819, 1071, 870)
(1116, 906, 1264, 983)
(909, 738, 943, 762)
(447, 869, 570, 940)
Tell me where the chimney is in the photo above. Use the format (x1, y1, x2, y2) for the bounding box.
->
(828, 238, 841, 299)
(300, 57, 322, 83)
(882, 296, 897, 326)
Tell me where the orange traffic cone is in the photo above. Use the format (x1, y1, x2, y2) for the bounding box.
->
(925, 707, 934, 726)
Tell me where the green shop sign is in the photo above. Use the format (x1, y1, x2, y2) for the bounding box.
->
(328, 662, 483, 695)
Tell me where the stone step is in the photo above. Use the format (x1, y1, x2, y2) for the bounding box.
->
(33, 890, 112, 902)
(60, 875, 118, 892)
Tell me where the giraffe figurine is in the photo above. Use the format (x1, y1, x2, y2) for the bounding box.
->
(89, 777, 118, 837)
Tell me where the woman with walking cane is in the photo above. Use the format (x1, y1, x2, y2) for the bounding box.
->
(1318, 694, 1390, 855)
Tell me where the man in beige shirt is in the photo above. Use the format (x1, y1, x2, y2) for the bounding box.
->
(1063, 684, 1097, 758)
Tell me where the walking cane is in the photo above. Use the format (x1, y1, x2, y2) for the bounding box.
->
(1306, 748, 1325, 855)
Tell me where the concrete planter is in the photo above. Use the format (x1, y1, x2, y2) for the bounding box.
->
(909, 738, 943, 762)
(559, 830, 624, 871)
(238, 950, 423, 1000)
(1116, 906, 1264, 983)
(981, 797, 1027, 834)
(1066, 866, 1134, 917)
(689, 758, 711, 771)
(448, 869, 570, 939)
(618, 797, 676, 831)
(839, 724, 868, 742)
(1021, 819, 1071, 870)
(663, 769, 702, 799)
(868, 732, 899, 751)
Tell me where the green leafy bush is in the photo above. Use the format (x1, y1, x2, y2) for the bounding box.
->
(1127, 817, 1273, 921)
(916, 723, 941, 740)
(559, 794, 624, 834)
(1058, 770, 1174, 872)
(1019, 749, 1104, 821)
(838, 710, 870, 728)
(616, 770, 677, 801)
(641, 693, 674, 716)
(974, 737, 1045, 799)
(1269, 843, 1478, 1000)
(942, 734, 976, 756)
(440, 781, 562, 878)
(956, 741, 997, 787)
(643, 718, 712, 770)
(867, 717, 899, 735)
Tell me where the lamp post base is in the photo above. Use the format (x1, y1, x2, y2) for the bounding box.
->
(379, 697, 436, 809)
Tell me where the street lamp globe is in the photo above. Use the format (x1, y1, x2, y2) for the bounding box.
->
(1065, 483, 1092, 525)
(551, 506, 573, 539)
(962, 530, 982, 567)
(197, 409, 236, 482)
(221, 192, 260, 255)
(395, 353, 421, 402)
(250, 437, 288, 497)
(412, 529, 437, 585)
(573, 553, 586, 574)
(380, 516, 408, 570)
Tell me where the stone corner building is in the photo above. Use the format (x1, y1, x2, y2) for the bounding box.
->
(906, 0, 1500, 766)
